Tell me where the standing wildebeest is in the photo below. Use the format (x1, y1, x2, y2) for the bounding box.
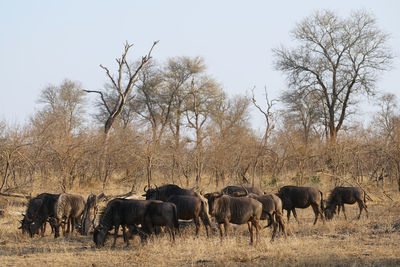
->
(26, 193, 60, 237)
(167, 195, 211, 236)
(54, 193, 85, 238)
(221, 185, 263, 196)
(245, 193, 287, 241)
(93, 198, 159, 248)
(143, 184, 197, 201)
(142, 201, 179, 241)
(277, 186, 325, 225)
(204, 193, 262, 244)
(324, 187, 368, 220)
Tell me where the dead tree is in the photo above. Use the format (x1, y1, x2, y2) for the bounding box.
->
(85, 41, 158, 189)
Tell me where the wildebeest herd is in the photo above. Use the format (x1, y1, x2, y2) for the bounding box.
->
(18, 184, 369, 247)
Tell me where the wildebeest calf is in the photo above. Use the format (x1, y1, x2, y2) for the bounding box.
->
(205, 193, 262, 244)
(277, 186, 325, 225)
(324, 187, 368, 220)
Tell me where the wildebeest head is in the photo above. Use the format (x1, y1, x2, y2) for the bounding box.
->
(19, 214, 32, 234)
(204, 192, 223, 215)
(28, 220, 42, 238)
(93, 225, 107, 248)
(324, 205, 336, 220)
(142, 185, 159, 200)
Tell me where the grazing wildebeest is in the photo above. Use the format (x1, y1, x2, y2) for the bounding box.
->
(324, 187, 368, 220)
(167, 195, 211, 236)
(93, 198, 159, 248)
(204, 193, 262, 244)
(221, 185, 264, 196)
(246, 193, 287, 241)
(78, 194, 97, 235)
(20, 197, 45, 236)
(142, 184, 197, 201)
(27, 193, 60, 237)
(142, 201, 179, 241)
(53, 193, 85, 238)
(277, 185, 325, 225)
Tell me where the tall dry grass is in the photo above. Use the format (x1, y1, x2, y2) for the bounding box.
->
(0, 186, 399, 266)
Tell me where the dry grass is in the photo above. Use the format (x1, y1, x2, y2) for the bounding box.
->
(0, 187, 399, 267)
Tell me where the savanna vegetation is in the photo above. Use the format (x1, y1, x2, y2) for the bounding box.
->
(0, 9, 399, 266)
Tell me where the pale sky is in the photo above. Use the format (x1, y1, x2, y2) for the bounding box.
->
(1, 0, 399, 130)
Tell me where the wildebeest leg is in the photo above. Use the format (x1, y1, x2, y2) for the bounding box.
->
(112, 224, 120, 247)
(217, 223, 224, 239)
(357, 200, 368, 219)
(41, 222, 46, 237)
(194, 216, 201, 236)
(247, 221, 254, 244)
(311, 204, 324, 225)
(223, 220, 229, 237)
(292, 209, 300, 224)
(276, 213, 287, 238)
(286, 209, 291, 223)
(122, 226, 130, 247)
(270, 219, 277, 242)
(341, 205, 347, 220)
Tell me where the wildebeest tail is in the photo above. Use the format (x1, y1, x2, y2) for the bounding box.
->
(364, 191, 368, 208)
(319, 190, 324, 210)
(172, 204, 179, 230)
(200, 200, 211, 226)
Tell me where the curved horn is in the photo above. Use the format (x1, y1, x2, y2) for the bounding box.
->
(144, 185, 148, 192)
(241, 184, 249, 196)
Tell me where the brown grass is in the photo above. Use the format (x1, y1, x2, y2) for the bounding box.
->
(1, 186, 399, 267)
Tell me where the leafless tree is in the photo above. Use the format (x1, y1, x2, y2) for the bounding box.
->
(274, 10, 393, 143)
(85, 41, 158, 188)
(185, 77, 224, 185)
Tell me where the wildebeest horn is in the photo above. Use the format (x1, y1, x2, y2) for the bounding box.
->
(241, 184, 249, 196)
(144, 185, 148, 192)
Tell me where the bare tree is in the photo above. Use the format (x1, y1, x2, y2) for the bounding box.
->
(165, 56, 205, 184)
(85, 41, 158, 188)
(250, 87, 276, 186)
(274, 10, 393, 143)
(185, 77, 224, 185)
(374, 93, 399, 142)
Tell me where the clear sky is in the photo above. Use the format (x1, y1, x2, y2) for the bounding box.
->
(1, 0, 399, 130)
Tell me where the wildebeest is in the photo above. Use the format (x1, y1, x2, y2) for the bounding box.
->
(204, 193, 262, 244)
(142, 184, 197, 201)
(324, 187, 368, 220)
(221, 185, 264, 196)
(142, 201, 179, 241)
(277, 186, 325, 225)
(26, 193, 60, 237)
(167, 195, 211, 236)
(53, 193, 85, 238)
(246, 193, 287, 241)
(93, 198, 159, 247)
(20, 197, 45, 236)
(78, 194, 97, 235)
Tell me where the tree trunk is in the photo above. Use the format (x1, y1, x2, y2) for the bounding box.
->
(100, 132, 110, 190)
